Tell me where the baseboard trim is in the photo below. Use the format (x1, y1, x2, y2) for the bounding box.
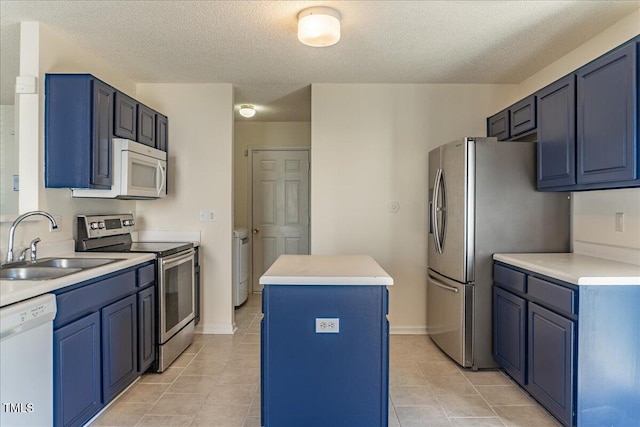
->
(390, 326, 428, 335)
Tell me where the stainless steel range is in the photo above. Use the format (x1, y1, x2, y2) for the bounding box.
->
(76, 214, 195, 372)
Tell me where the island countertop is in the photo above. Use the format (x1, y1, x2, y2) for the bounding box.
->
(260, 255, 393, 286)
(493, 253, 640, 286)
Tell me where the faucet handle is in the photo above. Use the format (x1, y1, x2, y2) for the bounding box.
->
(29, 238, 41, 262)
(18, 247, 30, 262)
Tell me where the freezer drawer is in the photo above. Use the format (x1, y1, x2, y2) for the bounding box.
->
(426, 270, 473, 367)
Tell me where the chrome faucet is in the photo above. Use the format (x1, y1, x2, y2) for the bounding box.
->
(5, 211, 58, 264)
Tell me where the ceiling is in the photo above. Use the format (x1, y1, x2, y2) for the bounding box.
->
(1, 1, 638, 121)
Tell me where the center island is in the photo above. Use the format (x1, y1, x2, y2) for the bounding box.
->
(259, 254, 394, 427)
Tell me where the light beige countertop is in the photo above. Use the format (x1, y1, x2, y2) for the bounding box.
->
(260, 254, 393, 286)
(493, 253, 640, 286)
(1, 252, 155, 307)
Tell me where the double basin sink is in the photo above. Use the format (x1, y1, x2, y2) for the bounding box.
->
(0, 258, 118, 281)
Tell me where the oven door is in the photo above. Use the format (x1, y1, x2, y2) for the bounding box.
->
(121, 150, 167, 198)
(158, 249, 195, 344)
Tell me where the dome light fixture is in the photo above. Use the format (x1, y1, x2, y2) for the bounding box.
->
(297, 6, 341, 47)
(239, 104, 256, 118)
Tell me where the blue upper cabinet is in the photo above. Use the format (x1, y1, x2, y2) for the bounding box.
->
(487, 95, 537, 141)
(537, 37, 639, 191)
(137, 103, 156, 147)
(537, 75, 576, 189)
(576, 41, 637, 185)
(156, 113, 168, 152)
(113, 90, 137, 140)
(45, 74, 113, 189)
(487, 109, 510, 141)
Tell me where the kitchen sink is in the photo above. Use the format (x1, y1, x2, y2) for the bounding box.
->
(33, 258, 118, 269)
(0, 257, 119, 280)
(0, 266, 82, 281)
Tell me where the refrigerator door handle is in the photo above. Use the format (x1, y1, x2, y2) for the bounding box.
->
(432, 168, 445, 254)
(430, 276, 459, 293)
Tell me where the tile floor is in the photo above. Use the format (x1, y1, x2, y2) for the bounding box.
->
(90, 293, 560, 427)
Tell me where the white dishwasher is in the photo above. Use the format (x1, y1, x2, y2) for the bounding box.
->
(0, 293, 57, 427)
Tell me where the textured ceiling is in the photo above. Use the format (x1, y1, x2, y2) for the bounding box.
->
(1, 1, 639, 121)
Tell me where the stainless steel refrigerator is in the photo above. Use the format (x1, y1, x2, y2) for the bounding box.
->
(427, 137, 569, 369)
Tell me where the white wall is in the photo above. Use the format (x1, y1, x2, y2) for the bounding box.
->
(514, 9, 640, 265)
(311, 83, 517, 332)
(0, 105, 18, 215)
(136, 83, 235, 334)
(0, 22, 137, 258)
(233, 122, 310, 227)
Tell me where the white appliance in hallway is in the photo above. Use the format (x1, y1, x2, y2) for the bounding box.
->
(0, 293, 57, 426)
(233, 228, 249, 307)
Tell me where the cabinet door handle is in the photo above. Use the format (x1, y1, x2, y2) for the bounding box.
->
(253, 228, 260, 234)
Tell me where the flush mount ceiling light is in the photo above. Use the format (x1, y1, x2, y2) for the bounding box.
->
(297, 6, 341, 47)
(239, 104, 256, 118)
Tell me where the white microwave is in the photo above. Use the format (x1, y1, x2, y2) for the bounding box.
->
(72, 139, 167, 199)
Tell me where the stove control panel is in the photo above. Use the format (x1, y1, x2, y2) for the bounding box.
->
(77, 214, 136, 240)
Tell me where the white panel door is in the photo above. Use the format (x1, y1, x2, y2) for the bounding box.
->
(252, 149, 310, 292)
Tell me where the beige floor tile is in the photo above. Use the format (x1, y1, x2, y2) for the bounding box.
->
(149, 393, 208, 416)
(170, 352, 197, 368)
(395, 405, 453, 426)
(429, 375, 478, 396)
(411, 349, 454, 363)
(463, 370, 514, 386)
(204, 384, 257, 406)
(167, 375, 219, 394)
(388, 414, 401, 426)
(191, 404, 250, 427)
(241, 333, 260, 344)
(181, 360, 227, 376)
(418, 361, 465, 378)
(438, 394, 497, 417)
(182, 342, 205, 354)
(233, 343, 261, 354)
(493, 405, 561, 426)
(475, 385, 536, 406)
(390, 366, 428, 385)
(450, 417, 507, 427)
(242, 416, 262, 427)
(91, 402, 150, 426)
(118, 383, 170, 404)
(137, 414, 194, 426)
(217, 369, 260, 385)
(139, 367, 184, 384)
(390, 385, 439, 406)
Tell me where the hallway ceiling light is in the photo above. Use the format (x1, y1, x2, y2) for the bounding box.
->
(239, 104, 256, 118)
(297, 6, 341, 47)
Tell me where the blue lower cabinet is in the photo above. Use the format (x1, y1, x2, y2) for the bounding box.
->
(137, 286, 156, 373)
(527, 303, 575, 427)
(261, 285, 389, 427)
(53, 312, 102, 427)
(102, 294, 138, 403)
(493, 287, 526, 386)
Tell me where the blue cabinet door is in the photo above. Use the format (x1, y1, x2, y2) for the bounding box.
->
(493, 287, 526, 386)
(137, 286, 156, 373)
(45, 74, 113, 189)
(576, 41, 637, 185)
(53, 312, 102, 427)
(137, 104, 156, 147)
(102, 294, 138, 403)
(510, 95, 536, 137)
(527, 302, 575, 427)
(113, 91, 137, 140)
(537, 75, 576, 189)
(488, 109, 510, 141)
(156, 113, 168, 152)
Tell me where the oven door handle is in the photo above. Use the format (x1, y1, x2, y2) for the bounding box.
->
(161, 249, 195, 269)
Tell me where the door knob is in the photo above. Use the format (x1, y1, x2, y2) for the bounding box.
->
(253, 228, 260, 234)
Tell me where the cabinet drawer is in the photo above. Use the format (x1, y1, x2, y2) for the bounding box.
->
(137, 263, 155, 288)
(55, 270, 136, 329)
(527, 276, 575, 315)
(494, 264, 526, 293)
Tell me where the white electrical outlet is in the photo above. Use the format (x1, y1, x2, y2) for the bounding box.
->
(208, 210, 216, 221)
(315, 318, 340, 333)
(615, 212, 624, 232)
(199, 210, 207, 222)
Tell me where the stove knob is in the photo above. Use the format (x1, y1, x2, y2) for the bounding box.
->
(124, 219, 135, 226)
(90, 222, 99, 230)
(98, 222, 105, 229)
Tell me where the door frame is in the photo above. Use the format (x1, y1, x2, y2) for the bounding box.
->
(248, 146, 311, 293)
